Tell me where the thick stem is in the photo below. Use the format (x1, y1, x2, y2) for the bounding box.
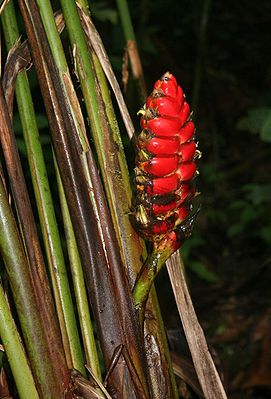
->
(0, 161, 69, 399)
(55, 154, 102, 381)
(133, 248, 170, 316)
(0, 284, 39, 399)
(2, 0, 85, 374)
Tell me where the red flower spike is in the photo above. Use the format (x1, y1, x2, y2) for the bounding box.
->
(151, 218, 176, 235)
(145, 136, 180, 155)
(154, 76, 179, 98)
(175, 206, 190, 225)
(152, 200, 178, 215)
(177, 162, 197, 181)
(176, 86, 184, 104)
(148, 174, 180, 195)
(141, 116, 183, 137)
(179, 141, 197, 161)
(178, 121, 195, 143)
(138, 155, 179, 177)
(176, 183, 195, 203)
(146, 96, 182, 117)
(132, 72, 199, 244)
(177, 102, 191, 126)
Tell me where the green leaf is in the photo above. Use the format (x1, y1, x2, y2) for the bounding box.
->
(91, 3, 118, 24)
(227, 222, 244, 237)
(244, 184, 271, 205)
(260, 225, 271, 245)
(188, 261, 219, 283)
(260, 111, 271, 142)
(236, 106, 271, 142)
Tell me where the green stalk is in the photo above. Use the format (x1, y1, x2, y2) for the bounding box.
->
(55, 154, 102, 381)
(1, 0, 85, 374)
(133, 211, 199, 313)
(115, 0, 136, 40)
(47, 3, 150, 394)
(60, 0, 144, 283)
(91, 53, 145, 280)
(35, 0, 102, 377)
(0, 284, 39, 399)
(0, 166, 67, 398)
(133, 247, 172, 315)
(60, 3, 179, 397)
(115, 0, 147, 101)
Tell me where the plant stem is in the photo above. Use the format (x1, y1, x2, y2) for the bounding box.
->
(115, 0, 147, 101)
(2, 0, 85, 375)
(55, 154, 102, 381)
(192, 0, 212, 113)
(133, 247, 170, 315)
(0, 163, 68, 399)
(0, 284, 39, 399)
(71, 4, 179, 397)
(18, 1, 150, 396)
(116, 0, 136, 41)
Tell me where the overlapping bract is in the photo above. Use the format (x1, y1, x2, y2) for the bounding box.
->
(133, 72, 198, 246)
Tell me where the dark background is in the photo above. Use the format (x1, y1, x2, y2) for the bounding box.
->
(5, 0, 271, 397)
(93, 1, 271, 398)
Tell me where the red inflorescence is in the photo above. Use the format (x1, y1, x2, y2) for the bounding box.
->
(132, 72, 199, 244)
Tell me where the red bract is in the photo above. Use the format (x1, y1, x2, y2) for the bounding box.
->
(178, 102, 191, 126)
(179, 121, 195, 143)
(138, 155, 179, 177)
(147, 174, 180, 195)
(146, 96, 183, 116)
(132, 72, 199, 247)
(180, 142, 197, 161)
(154, 78, 178, 98)
(141, 116, 183, 137)
(144, 136, 180, 155)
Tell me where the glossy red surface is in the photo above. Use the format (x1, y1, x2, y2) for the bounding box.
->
(139, 155, 179, 177)
(141, 116, 183, 137)
(146, 96, 182, 117)
(148, 174, 179, 195)
(178, 121, 195, 143)
(133, 72, 198, 242)
(179, 141, 196, 161)
(177, 162, 197, 181)
(177, 102, 191, 126)
(154, 77, 178, 98)
(145, 136, 180, 155)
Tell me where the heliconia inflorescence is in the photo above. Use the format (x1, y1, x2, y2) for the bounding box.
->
(132, 72, 200, 252)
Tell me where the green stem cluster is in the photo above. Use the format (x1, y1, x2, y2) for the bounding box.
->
(0, 283, 39, 399)
(2, 0, 85, 375)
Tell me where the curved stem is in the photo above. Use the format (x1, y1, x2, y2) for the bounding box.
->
(133, 235, 177, 325)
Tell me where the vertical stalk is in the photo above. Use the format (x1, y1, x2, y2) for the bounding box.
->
(115, 0, 147, 101)
(55, 154, 102, 381)
(18, 0, 150, 396)
(1, 0, 85, 375)
(0, 284, 39, 399)
(65, 3, 179, 397)
(192, 0, 212, 112)
(0, 163, 69, 399)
